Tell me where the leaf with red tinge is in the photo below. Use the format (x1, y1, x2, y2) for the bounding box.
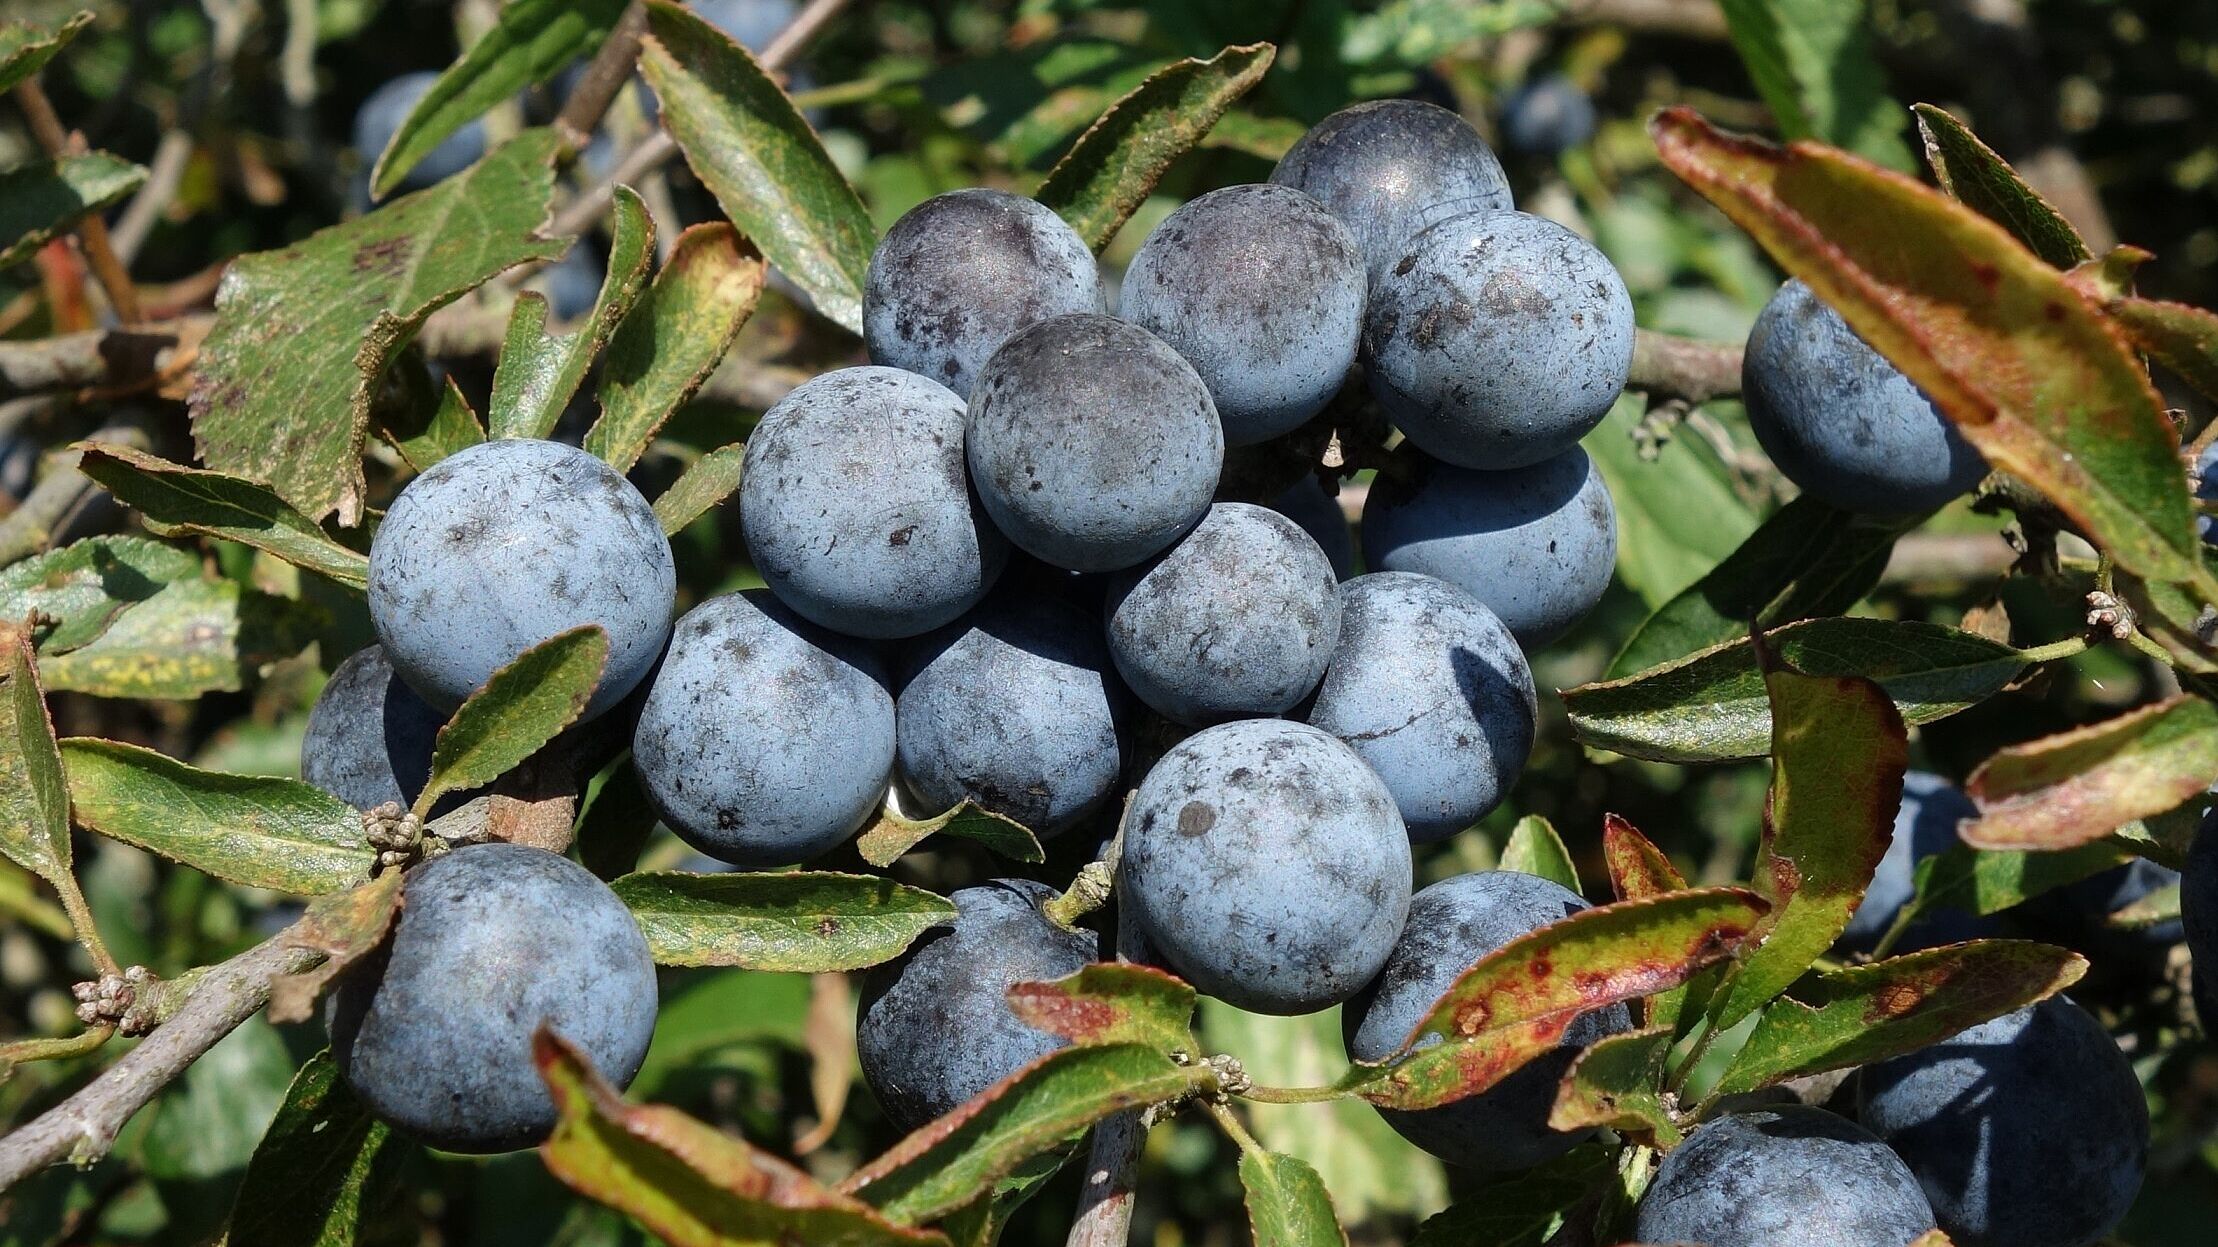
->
(1909, 1233, 1958, 1247)
(1652, 108, 2206, 592)
(1912, 103, 2089, 269)
(1961, 695, 2218, 849)
(1007, 963, 1197, 1056)
(1602, 815, 1686, 903)
(1548, 1026, 1681, 1149)
(1348, 888, 1767, 1113)
(840, 1043, 1197, 1226)
(535, 1030, 948, 1247)
(2063, 246, 2218, 407)
(267, 870, 404, 1023)
(1712, 939, 2086, 1097)
(1707, 667, 1906, 1032)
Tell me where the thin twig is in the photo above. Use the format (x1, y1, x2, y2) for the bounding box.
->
(1627, 329, 1743, 406)
(1067, 816, 1151, 1247)
(556, 2, 650, 150)
(109, 131, 194, 265)
(11, 81, 143, 325)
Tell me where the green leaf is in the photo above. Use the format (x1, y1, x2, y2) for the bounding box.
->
(1905, 838, 2132, 922)
(225, 1050, 406, 1247)
(0, 536, 198, 655)
(0, 11, 92, 95)
(855, 798, 1046, 868)
(1547, 1025, 1682, 1149)
(0, 638, 71, 888)
(60, 738, 372, 893)
(1238, 1150, 1348, 1247)
(266, 871, 407, 1023)
(1609, 497, 1917, 679)
(1961, 694, 2218, 850)
(1353, 888, 1768, 1112)
(640, 0, 875, 332)
(39, 577, 324, 699)
(415, 625, 609, 817)
(1584, 396, 1758, 611)
(1034, 43, 1276, 253)
(1407, 1145, 1612, 1247)
(1912, 104, 2089, 269)
(1570, 618, 2027, 763)
(1707, 666, 1907, 1031)
(370, 0, 631, 197)
(609, 871, 957, 971)
(1338, 1, 1560, 68)
(841, 1044, 1198, 1226)
(1654, 109, 2206, 594)
(2110, 881, 2181, 929)
(933, 1153, 1073, 1247)
(490, 186, 655, 441)
(2065, 248, 2218, 409)
(577, 755, 657, 881)
(536, 1032, 949, 1247)
(653, 443, 745, 536)
(0, 153, 146, 270)
(76, 444, 369, 588)
(587, 224, 766, 471)
(1500, 815, 1580, 894)
(1715, 0, 1911, 169)
(1007, 963, 1198, 1056)
(1711, 939, 2086, 1097)
(380, 371, 486, 470)
(190, 130, 569, 525)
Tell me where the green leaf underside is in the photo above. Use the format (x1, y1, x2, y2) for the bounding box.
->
(60, 738, 371, 894)
(640, 0, 875, 332)
(0, 12, 94, 96)
(1006, 963, 1199, 1055)
(0, 153, 147, 269)
(0, 536, 198, 656)
(653, 443, 746, 536)
(1912, 103, 2089, 269)
(587, 223, 765, 471)
(1962, 694, 2218, 849)
(841, 1044, 1196, 1226)
(0, 639, 72, 887)
(38, 579, 323, 699)
(190, 129, 568, 525)
(609, 871, 957, 971)
(224, 1051, 405, 1247)
(1548, 1025, 1682, 1148)
(1571, 617, 2023, 763)
(1707, 667, 1906, 1032)
(491, 186, 655, 442)
(1406, 1146, 1613, 1247)
(417, 625, 609, 815)
(1713, 939, 2087, 1096)
(371, 0, 630, 197)
(76, 445, 369, 588)
(855, 799, 1046, 867)
(1238, 1150, 1350, 1247)
(1500, 815, 1580, 894)
(1586, 396, 1758, 614)
(1715, 0, 1911, 169)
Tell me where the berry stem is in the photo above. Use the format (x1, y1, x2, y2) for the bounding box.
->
(1235, 1081, 1354, 1105)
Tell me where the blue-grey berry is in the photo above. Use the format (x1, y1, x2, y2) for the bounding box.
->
(897, 593, 1127, 837)
(1500, 74, 1596, 156)
(1365, 210, 1634, 470)
(1123, 720, 1410, 1015)
(2186, 811, 2218, 1027)
(742, 366, 1008, 639)
(1269, 99, 1513, 281)
(301, 645, 445, 812)
(857, 879, 1100, 1131)
(2048, 856, 2184, 952)
(631, 590, 893, 867)
(1269, 476, 1353, 579)
(328, 843, 657, 1153)
(864, 189, 1102, 399)
(1104, 503, 1340, 725)
(1744, 280, 1988, 515)
(1838, 771, 1995, 953)
(2196, 443, 2218, 546)
(367, 438, 674, 720)
(1360, 447, 1616, 648)
(1856, 997, 2147, 1247)
(353, 72, 488, 194)
(1636, 1105, 1936, 1247)
(1344, 871, 1629, 1168)
(1308, 574, 1533, 843)
(1120, 184, 1365, 446)
(966, 313, 1222, 572)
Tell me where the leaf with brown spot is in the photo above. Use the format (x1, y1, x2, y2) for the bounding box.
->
(39, 577, 325, 700)
(1601, 814, 1685, 903)
(1711, 939, 2086, 1096)
(1007, 964, 1197, 1056)
(535, 1030, 948, 1247)
(855, 796, 1045, 867)
(1960, 694, 2218, 850)
(609, 871, 955, 971)
(267, 870, 405, 1023)
(1347, 888, 1767, 1113)
(1652, 108, 2207, 593)
(1547, 1025, 1681, 1150)
(2061, 246, 2218, 407)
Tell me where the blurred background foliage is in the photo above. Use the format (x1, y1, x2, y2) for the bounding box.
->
(4, 1, 2218, 1244)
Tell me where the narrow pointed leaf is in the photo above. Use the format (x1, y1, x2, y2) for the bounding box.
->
(1960, 694, 2218, 850)
(1573, 617, 2025, 762)
(266, 871, 406, 1023)
(225, 1051, 405, 1247)
(588, 224, 765, 471)
(1912, 104, 2088, 268)
(191, 130, 568, 525)
(1500, 815, 1579, 894)
(536, 1032, 948, 1247)
(1601, 814, 1687, 902)
(0, 536, 198, 656)
(1714, 0, 1910, 169)
(60, 738, 372, 893)
(640, 0, 874, 331)
(2064, 248, 2218, 406)
(0, 12, 93, 95)
(76, 444, 369, 588)
(1904, 838, 2130, 922)
(855, 798, 1046, 868)
(1035, 44, 1276, 252)
(1707, 667, 1906, 1031)
(1712, 940, 2085, 1096)
(1238, 1150, 1348, 1247)
(0, 153, 147, 269)
(1547, 1025, 1681, 1149)
(653, 443, 746, 536)
(609, 871, 956, 971)
(1407, 1145, 1613, 1247)
(1653, 109, 2203, 591)
(371, 0, 631, 197)
(1353, 888, 1768, 1112)
(1, 638, 71, 885)
(841, 1044, 1196, 1225)
(491, 186, 655, 441)
(38, 578, 323, 700)
(381, 371, 486, 470)
(415, 625, 608, 816)
(1007, 964, 1198, 1056)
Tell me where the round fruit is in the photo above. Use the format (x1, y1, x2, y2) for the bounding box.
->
(1635, 1105, 1937, 1247)
(2186, 810, 2218, 1028)
(1500, 74, 1596, 156)
(1269, 99, 1512, 280)
(300, 645, 445, 812)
